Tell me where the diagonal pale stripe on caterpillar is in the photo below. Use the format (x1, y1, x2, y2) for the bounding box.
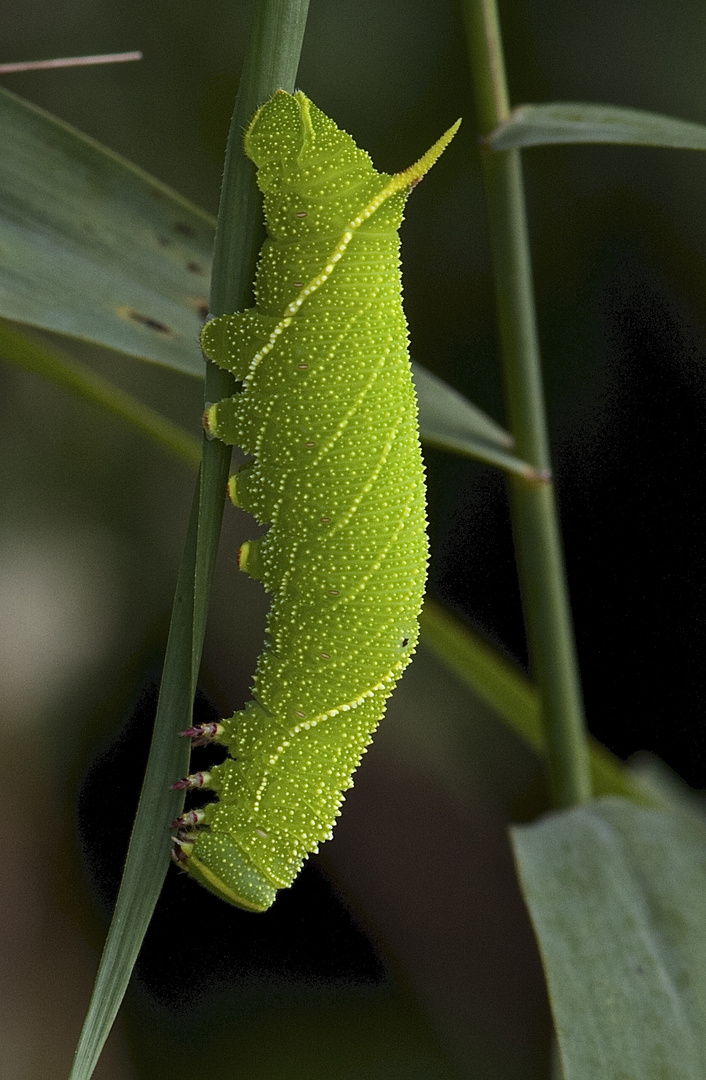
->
(171, 90, 460, 911)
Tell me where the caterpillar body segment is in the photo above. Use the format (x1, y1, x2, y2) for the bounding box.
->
(175, 90, 459, 910)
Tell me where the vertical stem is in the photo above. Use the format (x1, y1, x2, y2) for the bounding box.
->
(462, 0, 592, 807)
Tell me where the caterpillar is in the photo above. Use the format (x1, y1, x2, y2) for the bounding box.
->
(171, 90, 459, 911)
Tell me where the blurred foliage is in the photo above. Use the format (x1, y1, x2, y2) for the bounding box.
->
(513, 799, 706, 1080)
(2, 1, 706, 1078)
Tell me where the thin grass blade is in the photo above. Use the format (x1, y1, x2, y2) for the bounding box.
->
(0, 51, 142, 74)
(420, 600, 656, 805)
(413, 362, 535, 476)
(0, 320, 201, 468)
(68, 2, 311, 1078)
(627, 752, 706, 822)
(489, 102, 706, 152)
(68, 484, 199, 1080)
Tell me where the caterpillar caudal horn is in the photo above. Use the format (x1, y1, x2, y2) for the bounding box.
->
(172, 89, 459, 912)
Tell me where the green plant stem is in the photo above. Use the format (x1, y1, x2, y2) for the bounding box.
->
(68, 4, 310, 1079)
(462, 0, 592, 808)
(0, 320, 202, 468)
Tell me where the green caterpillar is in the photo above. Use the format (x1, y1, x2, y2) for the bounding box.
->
(171, 90, 459, 911)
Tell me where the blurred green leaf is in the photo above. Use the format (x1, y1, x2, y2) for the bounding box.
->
(512, 799, 706, 1080)
(68, 491, 197, 1080)
(0, 83, 520, 473)
(412, 363, 536, 477)
(489, 102, 706, 151)
(0, 320, 201, 468)
(0, 84, 213, 376)
(628, 752, 706, 821)
(420, 600, 655, 805)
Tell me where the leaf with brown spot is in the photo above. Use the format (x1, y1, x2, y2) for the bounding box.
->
(0, 82, 523, 472)
(0, 84, 214, 376)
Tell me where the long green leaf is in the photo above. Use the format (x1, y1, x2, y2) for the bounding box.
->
(68, 3, 311, 1078)
(489, 101, 706, 152)
(0, 83, 214, 376)
(512, 799, 706, 1080)
(412, 362, 536, 477)
(0, 78, 521, 474)
(68, 483, 199, 1080)
(420, 600, 655, 805)
(0, 320, 201, 468)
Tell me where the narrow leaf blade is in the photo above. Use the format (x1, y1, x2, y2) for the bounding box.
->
(489, 102, 706, 152)
(413, 362, 537, 476)
(0, 84, 214, 376)
(628, 752, 706, 822)
(0, 85, 526, 475)
(69, 1, 311, 1077)
(512, 799, 706, 1080)
(420, 600, 655, 805)
(68, 488, 200, 1078)
(0, 321, 201, 468)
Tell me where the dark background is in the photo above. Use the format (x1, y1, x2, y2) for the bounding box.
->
(1, 1, 705, 1077)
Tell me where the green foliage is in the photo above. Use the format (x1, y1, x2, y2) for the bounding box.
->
(0, 77, 524, 475)
(0, 320, 201, 467)
(512, 799, 706, 1079)
(69, 3, 312, 1076)
(0, 1, 704, 1079)
(490, 102, 706, 152)
(0, 84, 212, 376)
(420, 600, 657, 805)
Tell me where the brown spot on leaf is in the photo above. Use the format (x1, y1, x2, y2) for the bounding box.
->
(117, 305, 174, 336)
(183, 296, 211, 321)
(187, 261, 203, 274)
(174, 221, 195, 237)
(157, 236, 171, 247)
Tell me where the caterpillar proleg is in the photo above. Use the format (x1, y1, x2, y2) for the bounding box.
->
(172, 90, 459, 911)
